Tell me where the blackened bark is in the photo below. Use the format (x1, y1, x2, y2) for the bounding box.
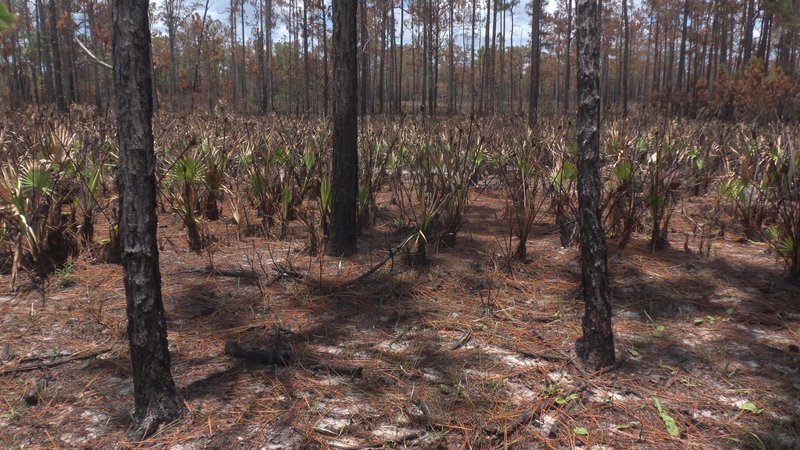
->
(64, 0, 79, 104)
(575, 0, 615, 370)
(48, 0, 66, 111)
(676, 0, 689, 93)
(480, 0, 489, 115)
(265, 0, 273, 113)
(113, 0, 184, 438)
(88, 1, 102, 108)
(448, 0, 455, 115)
(398, 0, 404, 114)
(322, 0, 329, 117)
(621, 0, 629, 116)
(303, 0, 310, 113)
(359, 0, 369, 116)
(36, 0, 54, 104)
(230, 2, 238, 111)
(240, 2, 247, 113)
(564, 0, 572, 112)
(742, 0, 755, 69)
(528, 0, 541, 128)
(257, 0, 266, 113)
(327, 0, 358, 257)
(470, 0, 475, 115)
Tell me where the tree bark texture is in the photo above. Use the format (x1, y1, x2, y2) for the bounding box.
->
(327, 0, 358, 257)
(528, 0, 541, 128)
(576, 0, 615, 370)
(113, 0, 185, 438)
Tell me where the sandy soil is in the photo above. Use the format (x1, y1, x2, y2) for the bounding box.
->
(1, 190, 798, 449)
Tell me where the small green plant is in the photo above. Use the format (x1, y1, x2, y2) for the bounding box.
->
(738, 401, 763, 415)
(542, 383, 560, 397)
(573, 427, 588, 436)
(555, 393, 579, 405)
(653, 396, 681, 437)
(55, 258, 75, 287)
(2, 405, 21, 421)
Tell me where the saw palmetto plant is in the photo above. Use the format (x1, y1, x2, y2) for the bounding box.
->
(758, 130, 800, 281)
(392, 137, 448, 266)
(643, 122, 697, 251)
(432, 127, 486, 248)
(717, 129, 780, 242)
(168, 151, 206, 252)
(549, 148, 579, 248)
(603, 122, 648, 249)
(500, 132, 547, 261)
(2, 110, 800, 284)
(199, 139, 228, 221)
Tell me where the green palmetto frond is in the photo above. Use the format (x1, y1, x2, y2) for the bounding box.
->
(552, 160, 577, 193)
(20, 162, 54, 196)
(171, 157, 204, 184)
(319, 178, 331, 213)
(199, 141, 227, 190)
(0, 164, 41, 252)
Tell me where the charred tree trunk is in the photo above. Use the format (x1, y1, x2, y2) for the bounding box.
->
(565, 0, 572, 112)
(528, 0, 541, 128)
(112, 0, 184, 438)
(327, 0, 358, 257)
(621, 0, 629, 116)
(575, 0, 615, 370)
(480, 0, 490, 115)
(322, 0, 329, 117)
(303, 0, 310, 113)
(398, 0, 404, 113)
(64, 0, 79, 104)
(359, 0, 369, 116)
(36, 0, 55, 104)
(230, 1, 238, 111)
(265, 0, 273, 113)
(240, 1, 247, 113)
(470, 0, 476, 115)
(742, 0, 755, 70)
(448, 0, 455, 115)
(48, 0, 66, 111)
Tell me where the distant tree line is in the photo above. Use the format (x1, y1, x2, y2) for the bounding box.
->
(1, 0, 798, 120)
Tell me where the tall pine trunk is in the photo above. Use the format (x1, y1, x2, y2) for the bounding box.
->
(576, 0, 615, 370)
(564, 0, 572, 112)
(528, 0, 540, 128)
(327, 0, 358, 257)
(48, 0, 66, 111)
(621, 0, 629, 116)
(113, 0, 184, 438)
(359, 0, 369, 116)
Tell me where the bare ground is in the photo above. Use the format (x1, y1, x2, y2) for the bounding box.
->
(1, 192, 799, 449)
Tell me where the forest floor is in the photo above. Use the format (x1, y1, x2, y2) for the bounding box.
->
(1, 189, 799, 449)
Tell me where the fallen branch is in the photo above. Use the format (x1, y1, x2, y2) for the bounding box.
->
(327, 431, 424, 449)
(511, 347, 571, 362)
(308, 362, 364, 378)
(338, 231, 419, 288)
(0, 346, 113, 376)
(173, 265, 302, 287)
